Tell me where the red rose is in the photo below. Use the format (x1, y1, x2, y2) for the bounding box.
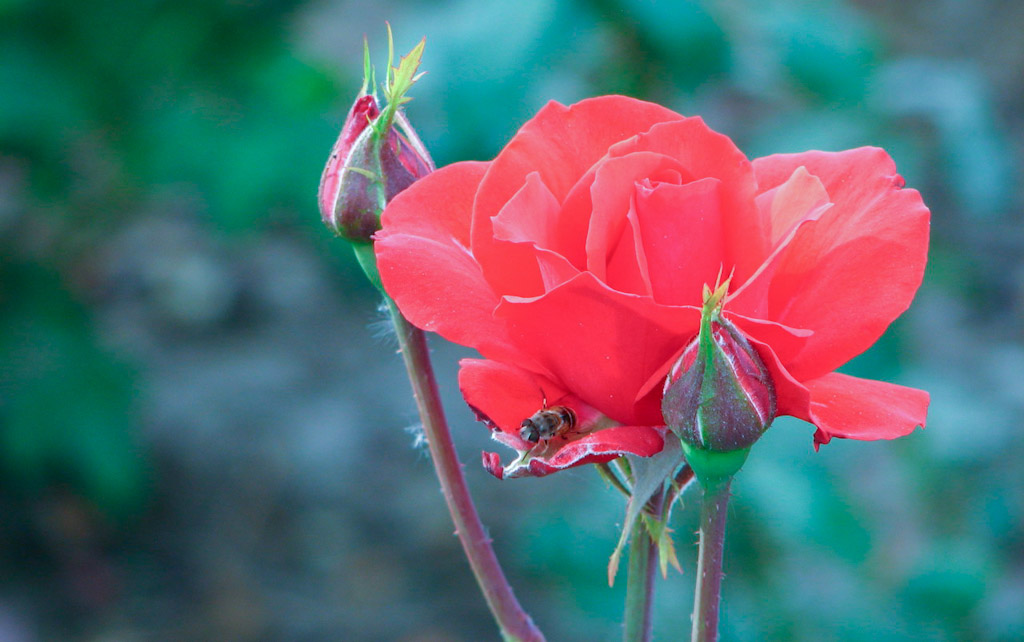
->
(375, 95, 930, 479)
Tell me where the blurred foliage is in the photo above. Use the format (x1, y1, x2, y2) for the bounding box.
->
(1, 0, 1022, 640)
(0, 0, 364, 518)
(0, 0, 345, 234)
(0, 261, 145, 520)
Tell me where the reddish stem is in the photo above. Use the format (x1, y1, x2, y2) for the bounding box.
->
(387, 299, 545, 642)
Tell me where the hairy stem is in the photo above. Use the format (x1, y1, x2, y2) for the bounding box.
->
(691, 477, 732, 642)
(386, 297, 544, 642)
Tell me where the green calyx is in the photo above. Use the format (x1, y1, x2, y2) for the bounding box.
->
(680, 440, 749, 488)
(352, 241, 384, 293)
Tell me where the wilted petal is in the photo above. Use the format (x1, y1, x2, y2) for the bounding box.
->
(491, 425, 667, 479)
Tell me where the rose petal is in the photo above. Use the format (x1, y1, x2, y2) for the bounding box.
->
(480, 172, 564, 298)
(726, 312, 812, 369)
(378, 163, 525, 362)
(492, 172, 561, 247)
(585, 152, 689, 282)
(378, 160, 487, 246)
(495, 272, 700, 425)
(458, 358, 565, 449)
(496, 425, 667, 479)
(744, 335, 811, 419)
(534, 248, 582, 291)
(474, 96, 686, 223)
(378, 233, 525, 364)
(489, 172, 581, 292)
(761, 166, 832, 247)
(751, 148, 930, 379)
(605, 207, 650, 297)
(607, 118, 766, 281)
(472, 97, 685, 286)
(633, 177, 725, 306)
(803, 372, 929, 447)
(779, 236, 925, 381)
(727, 167, 831, 319)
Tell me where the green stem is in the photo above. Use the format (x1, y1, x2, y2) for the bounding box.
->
(623, 490, 664, 642)
(691, 477, 732, 642)
(353, 243, 383, 292)
(385, 298, 544, 642)
(596, 461, 632, 498)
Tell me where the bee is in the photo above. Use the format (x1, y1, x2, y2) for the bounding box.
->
(520, 396, 578, 444)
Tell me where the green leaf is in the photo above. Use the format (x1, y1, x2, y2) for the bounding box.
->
(607, 438, 684, 585)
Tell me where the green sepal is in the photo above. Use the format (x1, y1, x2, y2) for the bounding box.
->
(379, 23, 426, 135)
(642, 512, 682, 578)
(360, 37, 373, 98)
(352, 242, 384, 294)
(607, 441, 684, 586)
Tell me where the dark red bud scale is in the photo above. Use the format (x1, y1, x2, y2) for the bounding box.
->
(319, 94, 379, 238)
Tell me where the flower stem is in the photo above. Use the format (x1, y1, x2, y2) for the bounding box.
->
(623, 489, 664, 642)
(691, 477, 732, 642)
(596, 461, 632, 498)
(384, 297, 545, 642)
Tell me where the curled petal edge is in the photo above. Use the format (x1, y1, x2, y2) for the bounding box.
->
(482, 425, 666, 479)
(805, 372, 930, 449)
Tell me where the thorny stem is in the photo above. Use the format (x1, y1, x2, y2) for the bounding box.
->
(623, 489, 665, 642)
(385, 297, 545, 642)
(692, 477, 732, 642)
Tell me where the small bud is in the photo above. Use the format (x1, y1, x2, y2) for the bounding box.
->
(662, 282, 776, 456)
(318, 32, 434, 242)
(318, 95, 433, 241)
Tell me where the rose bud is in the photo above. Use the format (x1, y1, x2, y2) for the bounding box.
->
(318, 41, 434, 242)
(662, 282, 777, 457)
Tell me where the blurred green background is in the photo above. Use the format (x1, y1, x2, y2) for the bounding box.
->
(1, 0, 1021, 640)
